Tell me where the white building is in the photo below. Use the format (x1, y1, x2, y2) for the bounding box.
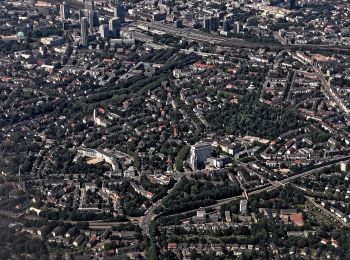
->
(240, 199, 248, 214)
(340, 161, 348, 172)
(197, 210, 206, 218)
(190, 142, 212, 170)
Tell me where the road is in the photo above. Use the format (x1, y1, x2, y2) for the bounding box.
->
(88, 221, 138, 229)
(306, 196, 349, 228)
(0, 208, 139, 230)
(139, 199, 162, 235)
(37, 0, 350, 235)
(312, 65, 349, 114)
(137, 155, 350, 235)
(139, 180, 179, 235)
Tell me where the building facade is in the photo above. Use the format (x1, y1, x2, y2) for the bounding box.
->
(80, 17, 89, 47)
(190, 143, 212, 170)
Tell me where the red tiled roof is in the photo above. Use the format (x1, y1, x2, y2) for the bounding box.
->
(290, 213, 304, 226)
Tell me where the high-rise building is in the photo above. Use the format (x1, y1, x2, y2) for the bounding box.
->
(210, 16, 219, 31)
(94, 11, 99, 27)
(99, 24, 109, 39)
(174, 19, 182, 29)
(60, 2, 70, 19)
(88, 10, 94, 31)
(79, 9, 85, 20)
(114, 5, 125, 23)
(80, 17, 89, 47)
(223, 19, 230, 32)
(234, 21, 241, 33)
(62, 21, 69, 30)
(152, 12, 166, 21)
(290, 0, 297, 9)
(109, 17, 121, 38)
(203, 17, 211, 31)
(87, 10, 99, 30)
(240, 200, 248, 214)
(85, 0, 94, 10)
(190, 143, 212, 170)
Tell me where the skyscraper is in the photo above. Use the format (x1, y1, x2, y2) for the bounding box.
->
(223, 19, 230, 32)
(174, 19, 182, 29)
(114, 5, 125, 24)
(60, 2, 70, 20)
(81, 17, 89, 47)
(290, 0, 297, 10)
(109, 17, 121, 38)
(87, 10, 99, 31)
(203, 17, 211, 31)
(88, 10, 94, 31)
(85, 0, 94, 10)
(99, 24, 109, 39)
(210, 16, 219, 31)
(234, 21, 241, 34)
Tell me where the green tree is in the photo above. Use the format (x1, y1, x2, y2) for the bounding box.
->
(175, 145, 190, 172)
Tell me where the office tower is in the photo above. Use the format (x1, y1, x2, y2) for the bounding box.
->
(81, 17, 89, 47)
(165, 6, 171, 15)
(190, 143, 212, 170)
(87, 10, 99, 31)
(88, 10, 94, 31)
(210, 16, 219, 31)
(93, 11, 99, 27)
(203, 17, 211, 31)
(290, 0, 297, 9)
(234, 21, 240, 33)
(114, 5, 125, 23)
(79, 9, 84, 20)
(240, 200, 248, 214)
(85, 0, 94, 10)
(152, 12, 166, 21)
(60, 2, 70, 19)
(109, 17, 121, 38)
(223, 19, 230, 32)
(174, 19, 182, 29)
(99, 24, 109, 39)
(62, 21, 69, 30)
